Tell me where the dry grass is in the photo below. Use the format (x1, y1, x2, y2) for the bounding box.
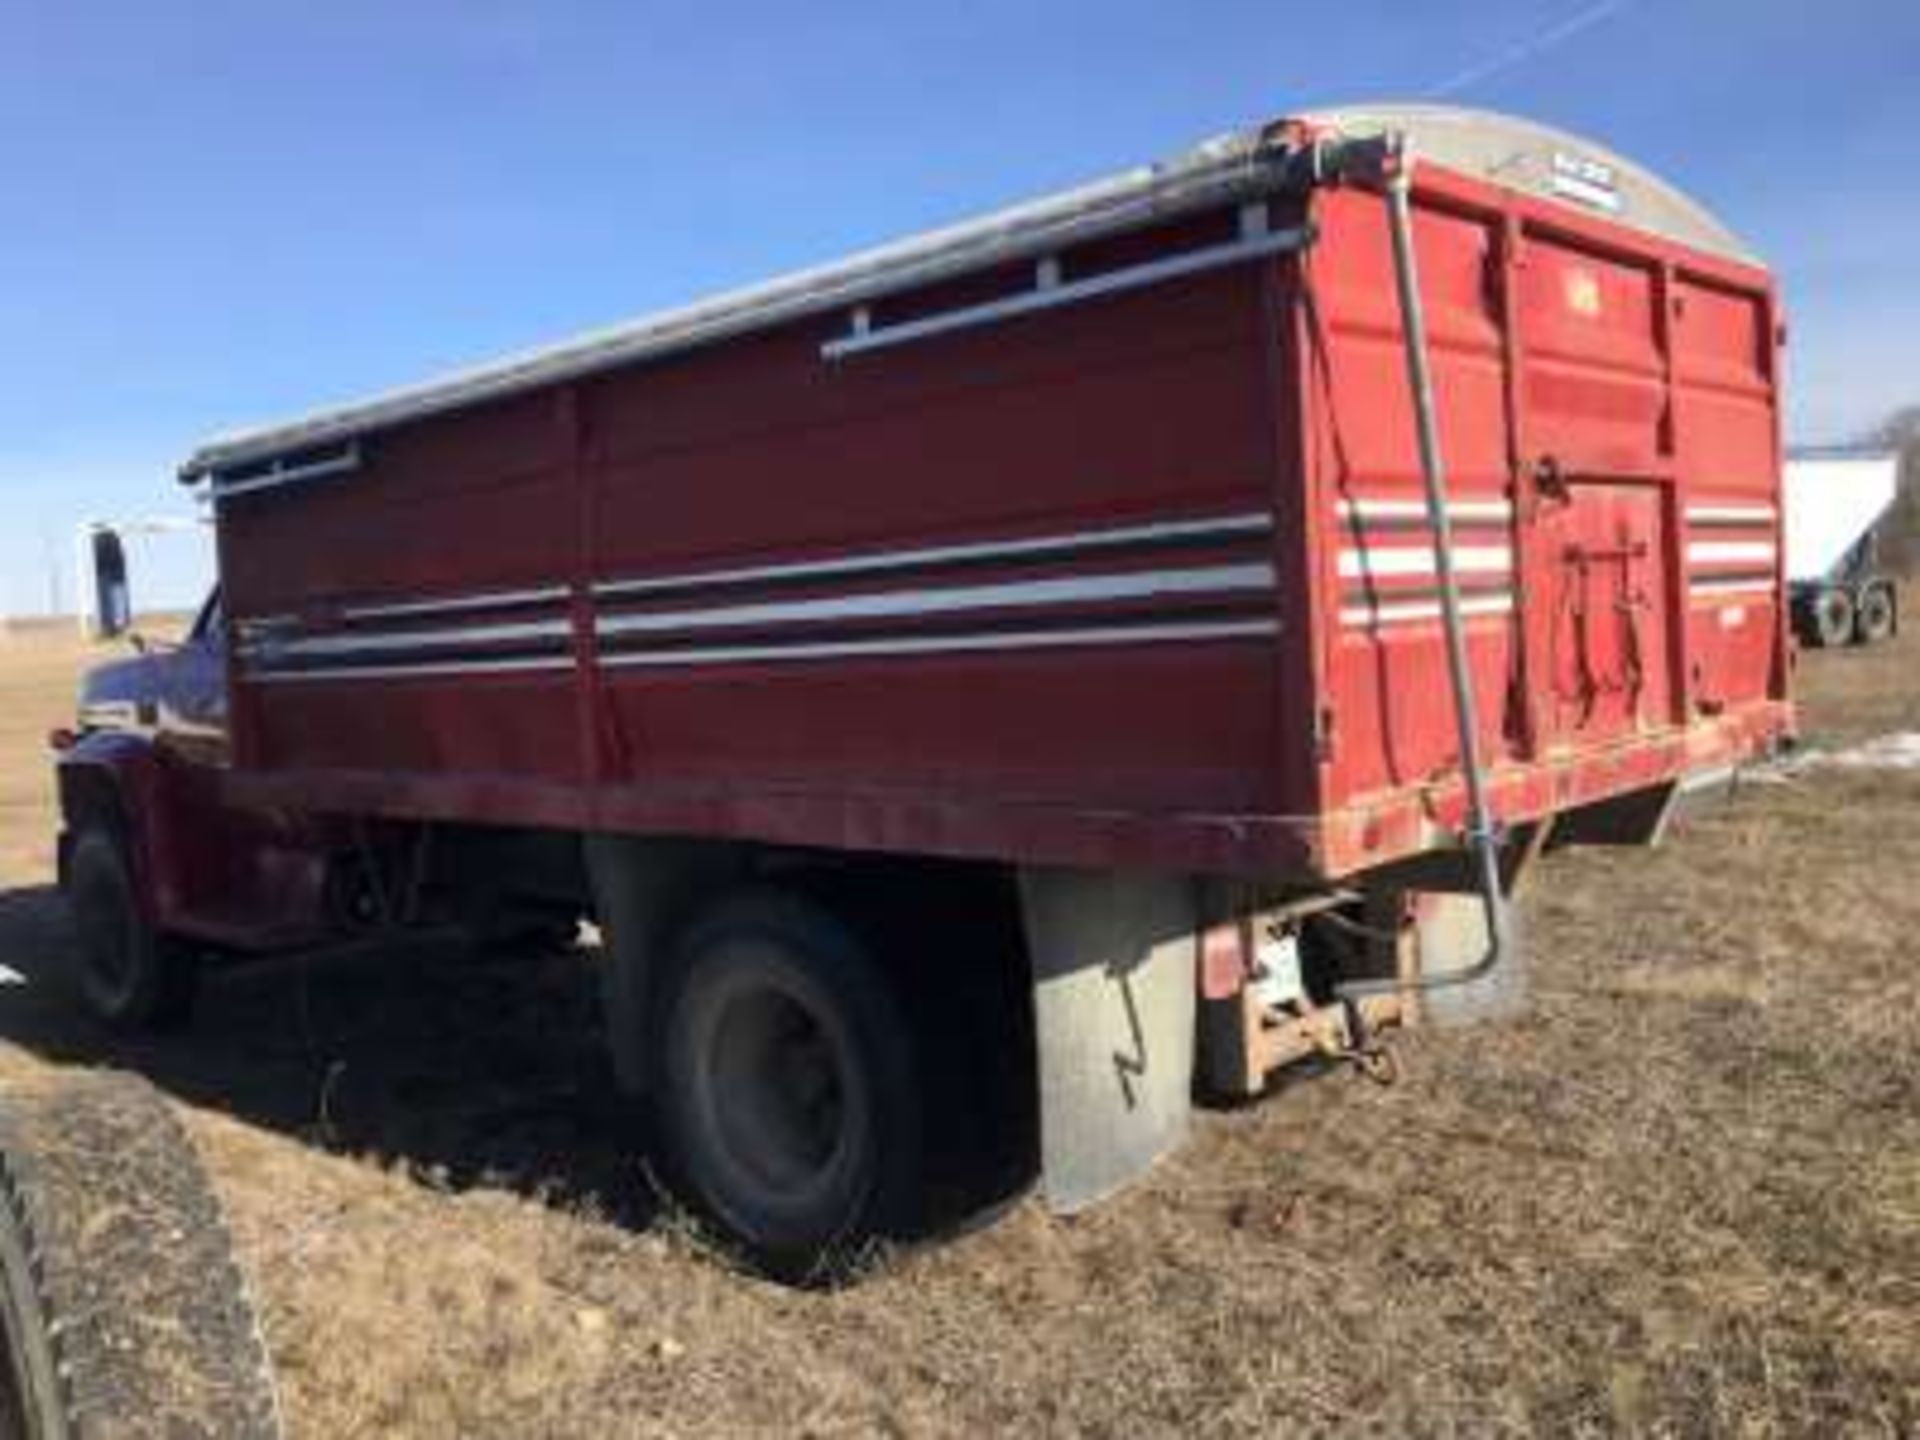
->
(0, 628, 80, 885)
(0, 614, 1914, 1435)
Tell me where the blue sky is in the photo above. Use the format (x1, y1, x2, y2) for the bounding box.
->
(1, 1, 1914, 612)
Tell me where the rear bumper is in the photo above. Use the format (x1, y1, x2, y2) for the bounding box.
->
(1318, 699, 1793, 880)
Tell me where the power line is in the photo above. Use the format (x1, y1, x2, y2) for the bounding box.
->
(1424, 0, 1638, 100)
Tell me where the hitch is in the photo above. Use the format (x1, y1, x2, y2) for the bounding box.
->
(1198, 915, 1409, 1099)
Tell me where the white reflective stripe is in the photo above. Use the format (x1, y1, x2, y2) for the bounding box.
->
(1689, 577, 1776, 599)
(1337, 498, 1512, 522)
(602, 618, 1278, 669)
(266, 617, 574, 659)
(1337, 545, 1511, 579)
(598, 562, 1275, 638)
(1686, 504, 1776, 523)
(1687, 541, 1776, 565)
(246, 655, 575, 683)
(594, 512, 1274, 599)
(341, 585, 572, 622)
(1340, 593, 1514, 626)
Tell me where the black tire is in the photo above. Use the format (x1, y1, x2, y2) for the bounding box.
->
(63, 828, 199, 1032)
(651, 889, 922, 1278)
(0, 1073, 280, 1438)
(1811, 586, 1855, 649)
(1854, 583, 1896, 645)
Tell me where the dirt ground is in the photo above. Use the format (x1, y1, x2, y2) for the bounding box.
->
(0, 614, 1913, 1436)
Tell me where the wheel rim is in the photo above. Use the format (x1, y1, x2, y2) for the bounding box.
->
(704, 977, 849, 1199)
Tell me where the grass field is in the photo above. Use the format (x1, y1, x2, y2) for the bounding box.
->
(0, 617, 1913, 1435)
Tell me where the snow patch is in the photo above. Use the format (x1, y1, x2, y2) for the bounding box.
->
(1757, 731, 1920, 779)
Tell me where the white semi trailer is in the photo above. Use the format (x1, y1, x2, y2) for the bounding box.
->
(1784, 448, 1902, 647)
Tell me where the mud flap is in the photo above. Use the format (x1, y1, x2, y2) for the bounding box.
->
(1411, 889, 1527, 1028)
(1018, 868, 1196, 1214)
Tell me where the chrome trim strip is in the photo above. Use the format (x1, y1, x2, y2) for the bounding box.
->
(1337, 545, 1511, 579)
(262, 617, 574, 660)
(821, 226, 1312, 360)
(594, 512, 1273, 600)
(245, 654, 575, 683)
(341, 585, 574, 622)
(232, 616, 303, 648)
(601, 618, 1279, 669)
(79, 701, 147, 733)
(597, 562, 1275, 639)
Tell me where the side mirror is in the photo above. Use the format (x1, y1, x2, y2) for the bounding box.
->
(82, 528, 132, 641)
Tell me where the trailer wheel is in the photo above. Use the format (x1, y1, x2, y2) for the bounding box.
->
(652, 889, 922, 1277)
(1854, 583, 1896, 645)
(64, 827, 199, 1032)
(1810, 586, 1855, 649)
(0, 1073, 280, 1438)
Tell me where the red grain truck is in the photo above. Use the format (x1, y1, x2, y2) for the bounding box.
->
(55, 104, 1791, 1271)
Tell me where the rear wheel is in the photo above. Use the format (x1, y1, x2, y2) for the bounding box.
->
(1811, 586, 1855, 649)
(63, 827, 199, 1032)
(1854, 583, 1896, 645)
(652, 890, 922, 1277)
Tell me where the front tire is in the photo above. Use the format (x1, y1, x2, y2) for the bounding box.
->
(652, 890, 922, 1277)
(63, 827, 199, 1032)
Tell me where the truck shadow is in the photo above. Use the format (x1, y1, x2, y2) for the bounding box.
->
(0, 884, 659, 1229)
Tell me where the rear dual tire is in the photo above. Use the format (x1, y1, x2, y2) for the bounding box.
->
(1854, 583, 1896, 645)
(1801, 583, 1897, 649)
(650, 890, 922, 1279)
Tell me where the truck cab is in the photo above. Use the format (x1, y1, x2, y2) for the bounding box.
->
(56, 581, 235, 1030)
(73, 589, 227, 756)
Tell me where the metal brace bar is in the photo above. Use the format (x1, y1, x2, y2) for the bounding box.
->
(1341, 136, 1514, 1008)
(822, 226, 1313, 361)
(212, 444, 362, 500)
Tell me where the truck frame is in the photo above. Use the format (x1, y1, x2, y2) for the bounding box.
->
(54, 104, 1792, 1270)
